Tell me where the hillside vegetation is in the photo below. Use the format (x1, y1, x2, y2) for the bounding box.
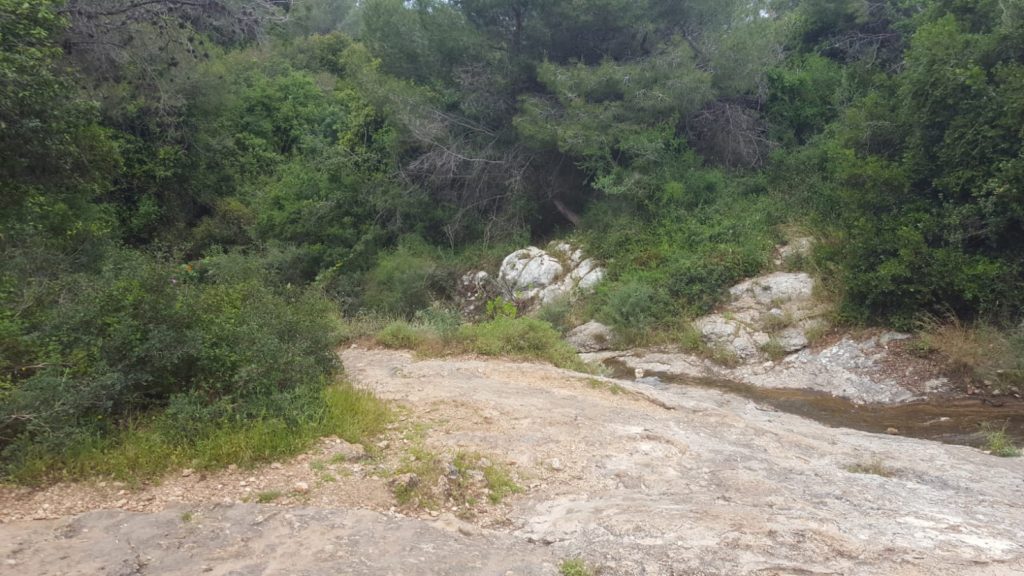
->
(2, 0, 1023, 480)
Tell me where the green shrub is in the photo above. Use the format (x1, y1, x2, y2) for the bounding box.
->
(486, 297, 518, 320)
(363, 241, 443, 317)
(0, 250, 348, 481)
(535, 296, 576, 334)
(597, 277, 671, 339)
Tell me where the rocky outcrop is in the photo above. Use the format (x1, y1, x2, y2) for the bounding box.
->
(566, 321, 614, 353)
(695, 271, 828, 362)
(499, 243, 605, 309)
(601, 332, 919, 404)
(581, 238, 937, 404)
(458, 243, 605, 317)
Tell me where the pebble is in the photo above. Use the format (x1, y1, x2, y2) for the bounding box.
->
(181, 469, 194, 478)
(547, 458, 564, 471)
(886, 427, 899, 434)
(270, 463, 282, 470)
(293, 482, 310, 494)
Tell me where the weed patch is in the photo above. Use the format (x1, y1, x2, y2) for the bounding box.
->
(845, 459, 897, 477)
(559, 558, 596, 576)
(982, 424, 1020, 457)
(256, 490, 283, 503)
(919, 318, 1024, 394)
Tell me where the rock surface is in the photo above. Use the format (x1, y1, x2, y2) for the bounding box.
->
(458, 242, 605, 315)
(566, 320, 614, 353)
(695, 271, 827, 362)
(594, 332, 922, 404)
(0, 505, 557, 576)
(458, 243, 604, 317)
(2, 349, 1023, 575)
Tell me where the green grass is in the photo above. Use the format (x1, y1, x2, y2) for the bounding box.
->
(586, 378, 625, 395)
(374, 316, 589, 372)
(391, 446, 522, 510)
(761, 338, 789, 361)
(481, 462, 522, 504)
(6, 383, 391, 485)
(983, 424, 1020, 458)
(456, 317, 586, 371)
(559, 558, 595, 576)
(256, 490, 283, 503)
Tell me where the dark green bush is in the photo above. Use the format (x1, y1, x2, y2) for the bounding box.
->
(363, 241, 444, 317)
(597, 277, 671, 336)
(0, 250, 342, 476)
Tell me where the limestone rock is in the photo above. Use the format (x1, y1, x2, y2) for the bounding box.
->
(499, 248, 563, 291)
(728, 272, 815, 306)
(566, 321, 614, 353)
(773, 236, 815, 266)
(457, 271, 494, 318)
(460, 243, 606, 314)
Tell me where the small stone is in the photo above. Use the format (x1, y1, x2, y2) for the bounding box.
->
(293, 482, 310, 494)
(228, 464, 238, 472)
(547, 458, 564, 471)
(115, 499, 128, 508)
(181, 468, 194, 478)
(886, 427, 899, 434)
(270, 463, 283, 470)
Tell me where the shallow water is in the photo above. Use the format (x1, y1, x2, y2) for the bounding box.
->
(604, 358, 1024, 449)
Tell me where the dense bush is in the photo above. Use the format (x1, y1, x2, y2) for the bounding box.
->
(363, 241, 446, 317)
(0, 250, 343, 477)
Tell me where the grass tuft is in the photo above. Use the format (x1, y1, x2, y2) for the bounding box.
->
(256, 490, 283, 503)
(982, 423, 1020, 457)
(559, 558, 596, 576)
(845, 459, 896, 477)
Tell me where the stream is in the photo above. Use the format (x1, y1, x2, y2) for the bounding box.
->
(604, 358, 1024, 449)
